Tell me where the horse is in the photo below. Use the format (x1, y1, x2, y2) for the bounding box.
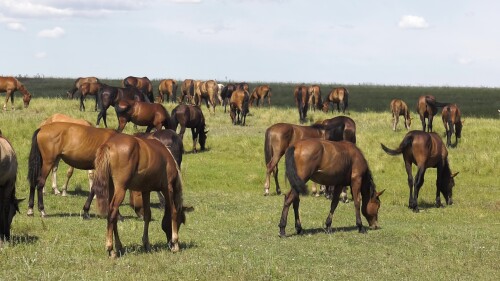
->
(158, 79, 177, 103)
(236, 82, 249, 92)
(221, 83, 236, 113)
(229, 89, 250, 126)
(0, 133, 22, 246)
(66, 76, 99, 99)
(171, 104, 208, 153)
(0, 76, 32, 110)
(91, 133, 187, 257)
(294, 85, 310, 123)
(78, 82, 102, 111)
(381, 130, 458, 212)
(263, 116, 357, 196)
(279, 139, 384, 237)
(180, 79, 195, 104)
(114, 99, 172, 133)
(441, 104, 463, 148)
(96, 84, 147, 128)
(249, 85, 272, 107)
(38, 114, 95, 196)
(195, 80, 218, 113)
(122, 76, 154, 102)
(416, 95, 449, 132)
(217, 83, 224, 105)
(27, 122, 118, 217)
(390, 99, 411, 131)
(308, 85, 322, 111)
(323, 87, 349, 114)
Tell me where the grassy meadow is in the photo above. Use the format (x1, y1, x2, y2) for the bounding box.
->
(0, 77, 499, 280)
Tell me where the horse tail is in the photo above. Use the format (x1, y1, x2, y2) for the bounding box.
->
(285, 146, 307, 195)
(27, 129, 42, 189)
(425, 96, 448, 108)
(381, 134, 413, 156)
(92, 144, 111, 212)
(264, 128, 273, 165)
(343, 88, 349, 110)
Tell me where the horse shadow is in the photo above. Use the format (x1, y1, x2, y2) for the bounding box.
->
(283, 225, 368, 237)
(10, 234, 39, 245)
(183, 148, 211, 155)
(118, 240, 198, 256)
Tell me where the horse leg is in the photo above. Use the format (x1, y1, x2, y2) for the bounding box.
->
(412, 167, 426, 213)
(107, 188, 126, 258)
(292, 192, 302, 234)
(405, 160, 414, 209)
(50, 160, 62, 195)
(178, 125, 186, 141)
(392, 113, 398, 131)
(141, 191, 152, 252)
(88, 170, 94, 191)
(191, 128, 198, 153)
(420, 116, 426, 132)
(3, 93, 8, 111)
(325, 186, 343, 233)
(278, 190, 299, 237)
(80, 94, 85, 111)
(340, 186, 349, 203)
(264, 158, 279, 196)
(160, 190, 174, 250)
(351, 177, 366, 233)
(435, 165, 445, 208)
(94, 95, 98, 111)
(82, 186, 95, 219)
(60, 166, 75, 197)
(36, 163, 53, 217)
(428, 115, 434, 132)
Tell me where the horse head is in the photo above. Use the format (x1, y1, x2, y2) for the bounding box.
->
(363, 189, 385, 230)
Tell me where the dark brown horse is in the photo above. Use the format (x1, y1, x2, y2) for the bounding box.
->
(294, 85, 310, 123)
(180, 79, 195, 104)
(308, 85, 322, 111)
(114, 99, 172, 133)
(171, 104, 208, 153)
(441, 104, 463, 148)
(96, 84, 147, 128)
(195, 80, 218, 113)
(91, 133, 187, 257)
(221, 83, 236, 113)
(249, 85, 271, 107)
(381, 131, 458, 212)
(416, 95, 449, 132)
(158, 79, 177, 103)
(323, 87, 349, 114)
(66, 76, 99, 99)
(122, 76, 154, 102)
(280, 139, 384, 237)
(230, 89, 250, 126)
(0, 76, 32, 110)
(79, 82, 102, 111)
(264, 116, 357, 196)
(390, 99, 411, 131)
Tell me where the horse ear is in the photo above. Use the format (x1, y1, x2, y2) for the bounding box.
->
(451, 172, 459, 178)
(376, 189, 385, 197)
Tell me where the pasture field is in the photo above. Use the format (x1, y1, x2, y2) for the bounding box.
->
(0, 78, 499, 280)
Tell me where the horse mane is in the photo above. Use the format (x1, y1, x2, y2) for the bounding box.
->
(363, 168, 377, 198)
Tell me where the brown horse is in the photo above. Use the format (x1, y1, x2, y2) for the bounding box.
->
(171, 104, 208, 153)
(0, 76, 32, 110)
(323, 87, 349, 114)
(180, 79, 195, 104)
(230, 89, 250, 126)
(195, 80, 218, 113)
(91, 133, 187, 257)
(294, 85, 310, 123)
(381, 130, 458, 212)
(390, 99, 411, 131)
(96, 84, 147, 128)
(0, 133, 21, 246)
(114, 99, 172, 133)
(79, 82, 102, 111)
(66, 76, 99, 99)
(308, 85, 322, 111)
(236, 82, 249, 92)
(441, 104, 463, 147)
(264, 116, 357, 196)
(249, 85, 272, 107)
(221, 83, 236, 113)
(158, 79, 177, 103)
(416, 95, 449, 132)
(279, 139, 384, 237)
(122, 76, 154, 103)
(27, 122, 118, 217)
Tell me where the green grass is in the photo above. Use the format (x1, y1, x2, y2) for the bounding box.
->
(0, 78, 499, 280)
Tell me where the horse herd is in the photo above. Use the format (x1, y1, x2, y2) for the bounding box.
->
(0, 76, 463, 257)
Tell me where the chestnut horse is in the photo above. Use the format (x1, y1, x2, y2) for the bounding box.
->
(249, 85, 272, 107)
(91, 133, 187, 257)
(195, 80, 218, 113)
(171, 104, 208, 153)
(0, 133, 21, 246)
(221, 83, 236, 113)
(122, 76, 154, 102)
(0, 76, 32, 110)
(323, 87, 349, 114)
(390, 99, 411, 131)
(381, 130, 458, 212)
(416, 95, 449, 132)
(294, 85, 310, 123)
(66, 76, 99, 99)
(180, 79, 195, 104)
(441, 104, 463, 147)
(308, 85, 322, 111)
(264, 116, 357, 196)
(96, 84, 147, 128)
(114, 99, 172, 133)
(79, 82, 102, 111)
(230, 89, 250, 126)
(280, 139, 384, 237)
(158, 79, 177, 103)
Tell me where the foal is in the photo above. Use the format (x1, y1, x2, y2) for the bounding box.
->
(441, 104, 463, 147)
(390, 99, 411, 131)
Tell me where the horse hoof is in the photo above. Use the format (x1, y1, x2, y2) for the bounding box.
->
(40, 210, 47, 218)
(61, 191, 67, 197)
(412, 208, 420, 213)
(82, 212, 91, 220)
(53, 189, 61, 195)
(27, 209, 34, 216)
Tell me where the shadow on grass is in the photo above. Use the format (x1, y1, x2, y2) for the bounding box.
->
(118, 240, 199, 256)
(11, 234, 40, 245)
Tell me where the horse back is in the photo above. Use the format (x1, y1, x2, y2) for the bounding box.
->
(405, 131, 447, 168)
(0, 76, 18, 92)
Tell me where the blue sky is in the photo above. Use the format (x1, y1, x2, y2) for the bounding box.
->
(1, 0, 499, 87)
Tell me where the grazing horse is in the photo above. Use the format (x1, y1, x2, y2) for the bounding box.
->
(195, 80, 218, 113)
(381, 130, 458, 212)
(96, 84, 146, 128)
(78, 82, 102, 111)
(264, 116, 357, 196)
(171, 104, 208, 153)
(38, 114, 95, 196)
(279, 139, 384, 237)
(122, 76, 154, 102)
(0, 133, 21, 246)
(249, 85, 272, 107)
(441, 104, 463, 147)
(221, 83, 236, 113)
(158, 79, 177, 103)
(180, 79, 195, 104)
(416, 95, 449, 132)
(308, 85, 322, 111)
(294, 85, 310, 123)
(230, 89, 250, 126)
(27, 123, 118, 217)
(236, 82, 249, 92)
(91, 133, 187, 257)
(66, 76, 99, 99)
(390, 99, 411, 131)
(323, 87, 349, 114)
(0, 76, 32, 110)
(114, 99, 172, 133)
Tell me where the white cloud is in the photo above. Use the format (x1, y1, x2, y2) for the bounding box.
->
(398, 15, 429, 29)
(170, 0, 202, 3)
(34, 51, 47, 59)
(7, 22, 26, 31)
(458, 57, 472, 65)
(37, 26, 65, 38)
